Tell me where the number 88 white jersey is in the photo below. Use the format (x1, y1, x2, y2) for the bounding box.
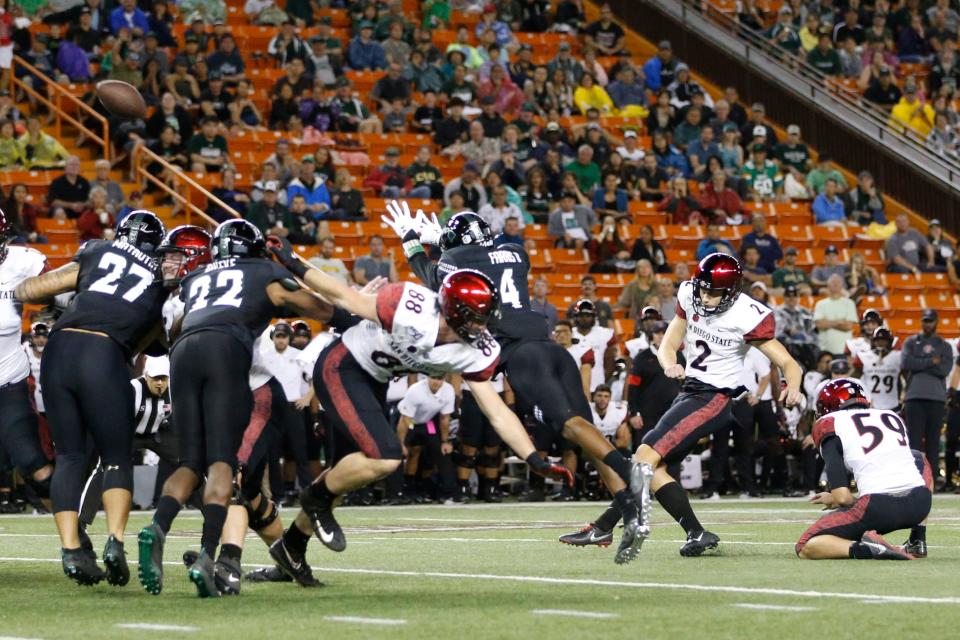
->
(674, 282, 775, 390)
(851, 349, 902, 410)
(813, 408, 924, 495)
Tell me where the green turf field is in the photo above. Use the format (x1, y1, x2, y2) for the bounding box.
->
(1, 497, 959, 639)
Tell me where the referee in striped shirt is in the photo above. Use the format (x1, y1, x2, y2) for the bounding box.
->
(80, 356, 177, 524)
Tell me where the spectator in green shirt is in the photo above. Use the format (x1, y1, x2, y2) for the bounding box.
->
(768, 6, 802, 55)
(672, 106, 703, 150)
(187, 116, 229, 173)
(565, 144, 602, 195)
(806, 28, 842, 75)
(771, 246, 813, 295)
(741, 144, 783, 202)
(423, 0, 450, 28)
(805, 153, 847, 195)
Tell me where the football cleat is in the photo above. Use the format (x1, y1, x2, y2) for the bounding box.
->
(299, 487, 346, 552)
(62, 547, 105, 586)
(629, 462, 655, 528)
(78, 524, 96, 560)
(268, 539, 324, 588)
(215, 556, 242, 596)
(559, 524, 613, 547)
(614, 516, 650, 565)
(187, 549, 221, 598)
(860, 531, 914, 560)
(137, 523, 166, 595)
(902, 540, 927, 558)
(680, 530, 720, 557)
(102, 535, 130, 587)
(245, 565, 293, 583)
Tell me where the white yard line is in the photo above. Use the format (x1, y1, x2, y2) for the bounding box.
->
(733, 603, 817, 612)
(115, 624, 198, 632)
(323, 616, 406, 626)
(531, 609, 619, 619)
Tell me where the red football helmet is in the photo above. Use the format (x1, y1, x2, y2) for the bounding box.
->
(158, 225, 212, 287)
(692, 252, 742, 316)
(439, 269, 501, 342)
(0, 207, 12, 264)
(816, 378, 871, 418)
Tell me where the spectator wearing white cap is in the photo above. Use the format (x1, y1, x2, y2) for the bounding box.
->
(774, 124, 812, 199)
(615, 130, 645, 163)
(739, 102, 778, 150)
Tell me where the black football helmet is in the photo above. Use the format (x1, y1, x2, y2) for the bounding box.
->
(860, 308, 883, 331)
(211, 219, 266, 260)
(439, 211, 493, 251)
(691, 253, 742, 317)
(871, 326, 894, 354)
(117, 210, 166, 253)
(0, 207, 11, 264)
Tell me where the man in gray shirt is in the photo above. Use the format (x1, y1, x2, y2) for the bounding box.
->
(809, 245, 847, 292)
(352, 235, 398, 285)
(886, 214, 936, 274)
(548, 191, 598, 250)
(902, 308, 953, 481)
(530, 276, 559, 334)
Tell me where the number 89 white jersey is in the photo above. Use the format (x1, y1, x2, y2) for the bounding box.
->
(674, 282, 775, 390)
(813, 408, 924, 495)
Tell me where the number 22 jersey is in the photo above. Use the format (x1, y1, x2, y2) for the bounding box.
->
(342, 282, 499, 383)
(674, 281, 775, 391)
(812, 408, 924, 495)
(53, 240, 166, 355)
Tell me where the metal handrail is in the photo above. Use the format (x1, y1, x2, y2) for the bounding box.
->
(11, 56, 110, 162)
(654, 0, 960, 187)
(131, 144, 240, 228)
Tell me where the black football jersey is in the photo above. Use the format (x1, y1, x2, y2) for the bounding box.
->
(176, 257, 293, 353)
(409, 243, 549, 342)
(53, 240, 166, 355)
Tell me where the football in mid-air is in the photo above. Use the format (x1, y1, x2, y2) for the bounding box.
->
(95, 80, 147, 119)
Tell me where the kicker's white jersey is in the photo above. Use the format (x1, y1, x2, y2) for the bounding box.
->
(675, 282, 775, 390)
(592, 401, 627, 438)
(0, 247, 47, 387)
(852, 349, 902, 410)
(574, 324, 616, 391)
(813, 408, 924, 495)
(22, 343, 44, 412)
(342, 283, 499, 383)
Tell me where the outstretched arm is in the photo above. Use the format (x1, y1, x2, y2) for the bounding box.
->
(15, 262, 79, 303)
(756, 338, 804, 406)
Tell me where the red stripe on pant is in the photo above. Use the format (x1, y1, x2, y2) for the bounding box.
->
(652, 393, 729, 459)
(795, 494, 872, 555)
(236, 383, 272, 466)
(322, 342, 382, 459)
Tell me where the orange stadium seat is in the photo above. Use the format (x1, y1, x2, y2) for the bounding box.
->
(661, 225, 703, 250)
(774, 224, 814, 248)
(812, 225, 850, 248)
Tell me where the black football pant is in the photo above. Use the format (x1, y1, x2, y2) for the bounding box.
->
(705, 398, 757, 494)
(0, 379, 50, 479)
(903, 399, 945, 482)
(42, 331, 135, 513)
(405, 421, 457, 499)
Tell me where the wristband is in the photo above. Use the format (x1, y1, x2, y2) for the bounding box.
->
(287, 259, 309, 280)
(525, 452, 547, 473)
(402, 238, 425, 259)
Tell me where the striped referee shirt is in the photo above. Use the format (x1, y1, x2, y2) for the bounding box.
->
(131, 378, 170, 436)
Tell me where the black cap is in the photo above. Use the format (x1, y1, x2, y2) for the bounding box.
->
(830, 359, 851, 375)
(784, 285, 798, 296)
(922, 309, 939, 321)
(208, 70, 222, 80)
(272, 322, 292, 337)
(573, 299, 597, 316)
(448, 96, 465, 108)
(825, 245, 838, 254)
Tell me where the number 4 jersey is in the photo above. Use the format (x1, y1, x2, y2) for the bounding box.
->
(53, 240, 167, 355)
(812, 408, 924, 495)
(342, 282, 499, 383)
(674, 281, 775, 391)
(177, 257, 295, 353)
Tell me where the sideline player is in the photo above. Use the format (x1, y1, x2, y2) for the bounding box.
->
(383, 202, 645, 563)
(397, 375, 457, 501)
(796, 378, 932, 560)
(851, 327, 902, 411)
(0, 212, 54, 514)
(17, 211, 167, 587)
(265, 244, 574, 581)
(844, 309, 883, 358)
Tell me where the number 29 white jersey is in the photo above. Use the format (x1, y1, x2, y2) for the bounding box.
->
(851, 349, 902, 410)
(813, 408, 924, 495)
(674, 282, 775, 390)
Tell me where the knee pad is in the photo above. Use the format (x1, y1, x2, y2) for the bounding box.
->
(102, 463, 133, 493)
(245, 495, 279, 531)
(478, 452, 501, 469)
(451, 450, 478, 469)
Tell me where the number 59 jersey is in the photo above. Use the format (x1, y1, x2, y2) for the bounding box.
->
(813, 408, 924, 496)
(54, 240, 167, 355)
(177, 257, 295, 353)
(674, 281, 775, 391)
(342, 282, 500, 383)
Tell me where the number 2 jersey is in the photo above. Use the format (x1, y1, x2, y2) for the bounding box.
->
(408, 242, 550, 343)
(674, 281, 775, 392)
(0, 246, 48, 386)
(177, 257, 295, 354)
(812, 408, 924, 495)
(53, 240, 166, 356)
(342, 282, 499, 383)
(851, 348, 902, 410)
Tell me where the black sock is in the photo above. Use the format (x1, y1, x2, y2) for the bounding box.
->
(308, 475, 338, 503)
(153, 495, 182, 535)
(654, 482, 703, 535)
(200, 503, 227, 558)
(603, 451, 633, 484)
(613, 489, 638, 521)
(283, 524, 310, 556)
(218, 543, 242, 563)
(910, 524, 926, 543)
(849, 542, 874, 559)
(594, 501, 622, 532)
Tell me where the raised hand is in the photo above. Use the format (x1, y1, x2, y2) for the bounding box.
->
(417, 210, 443, 246)
(381, 199, 419, 239)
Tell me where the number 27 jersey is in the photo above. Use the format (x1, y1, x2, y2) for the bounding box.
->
(674, 281, 775, 391)
(813, 408, 924, 495)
